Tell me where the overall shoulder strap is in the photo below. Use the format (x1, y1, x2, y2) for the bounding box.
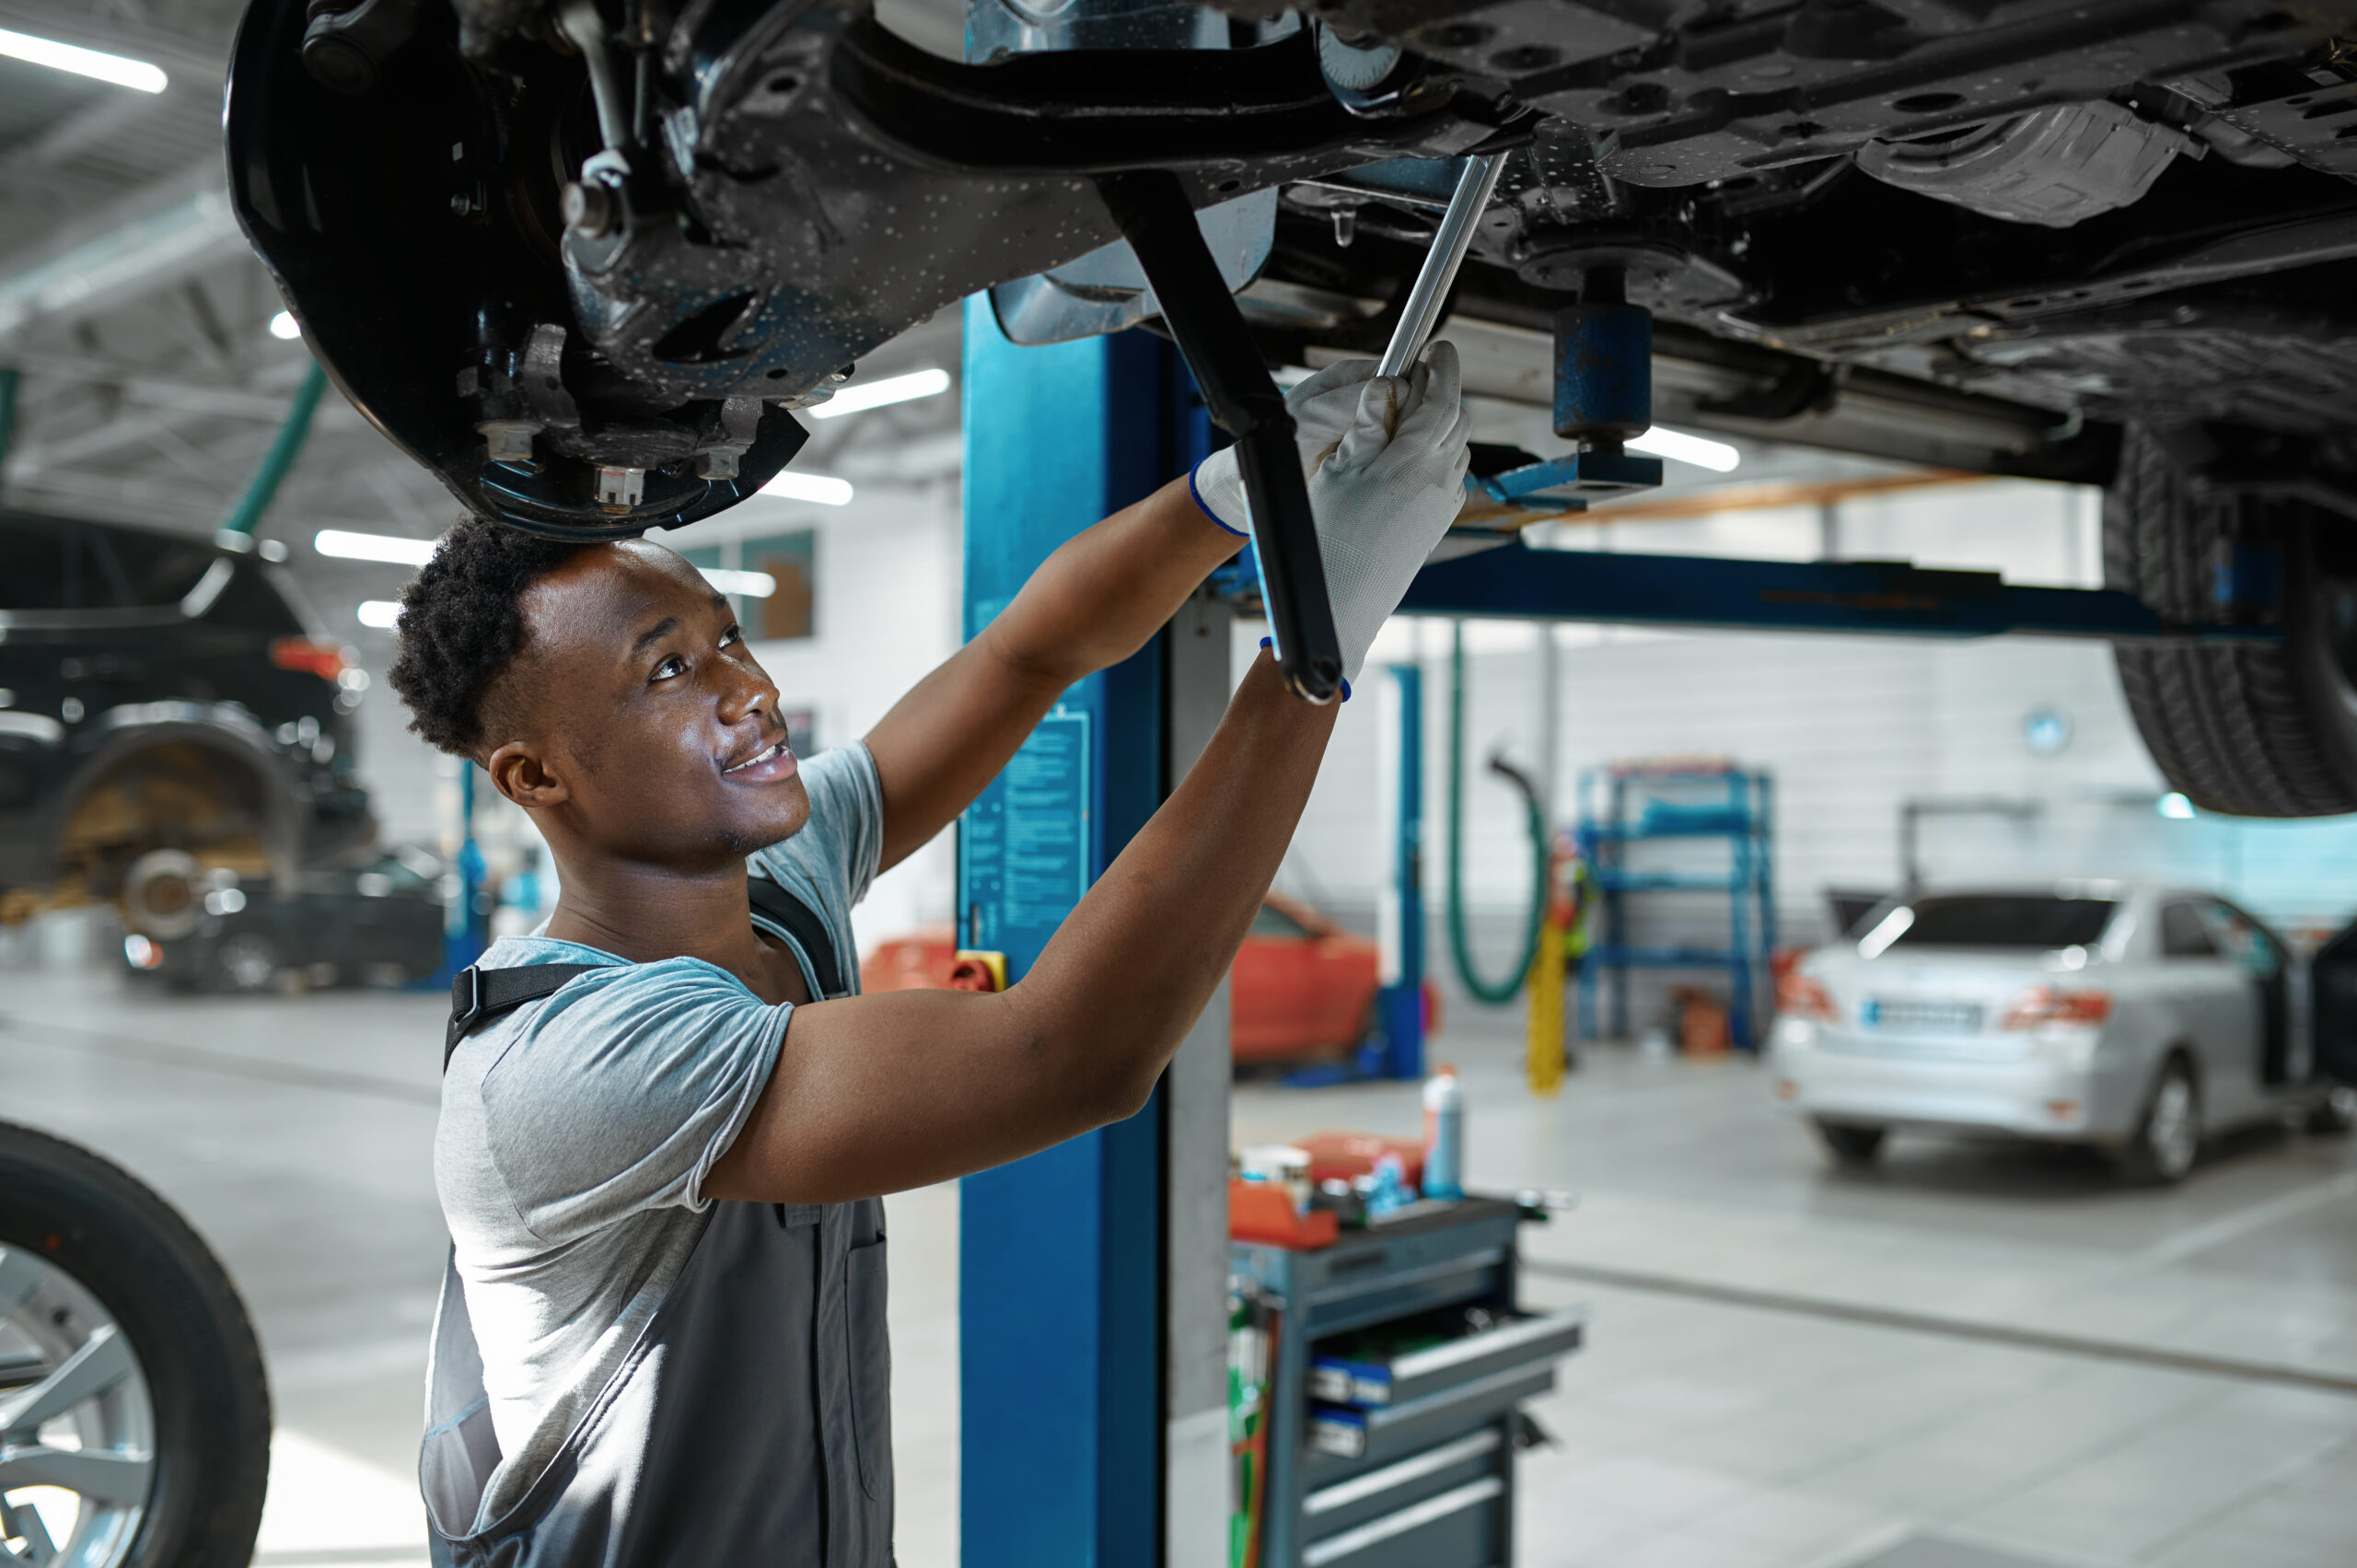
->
(445, 963, 603, 1068)
(747, 877, 845, 1000)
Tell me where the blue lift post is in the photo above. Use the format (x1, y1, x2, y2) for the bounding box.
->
(435, 761, 489, 984)
(1376, 663, 1427, 1079)
(958, 299, 1179, 1567)
(1283, 661, 1426, 1088)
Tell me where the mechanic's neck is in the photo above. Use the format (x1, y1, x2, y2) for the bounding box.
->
(540, 848, 767, 987)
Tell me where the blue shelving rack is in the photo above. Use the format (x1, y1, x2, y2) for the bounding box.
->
(1575, 764, 1775, 1051)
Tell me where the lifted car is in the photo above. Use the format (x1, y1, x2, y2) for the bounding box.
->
(0, 509, 375, 935)
(227, 0, 2357, 814)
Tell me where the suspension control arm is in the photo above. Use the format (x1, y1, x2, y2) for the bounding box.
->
(1096, 169, 1343, 704)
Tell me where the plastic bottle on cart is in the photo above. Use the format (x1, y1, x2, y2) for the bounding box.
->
(1422, 1064, 1465, 1201)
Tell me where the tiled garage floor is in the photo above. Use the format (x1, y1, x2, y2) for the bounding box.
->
(4, 960, 2352, 1567)
(1236, 1028, 2357, 1568)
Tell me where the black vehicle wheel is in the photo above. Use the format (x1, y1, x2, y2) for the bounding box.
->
(210, 934, 280, 994)
(2119, 1055, 2203, 1185)
(1812, 1119, 1887, 1165)
(2105, 426, 2357, 818)
(0, 1122, 270, 1568)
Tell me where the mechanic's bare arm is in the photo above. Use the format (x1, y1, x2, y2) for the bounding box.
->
(705, 649, 1331, 1203)
(708, 346, 1470, 1204)
(864, 476, 1238, 873)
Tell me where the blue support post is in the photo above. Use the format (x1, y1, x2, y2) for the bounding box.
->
(1284, 659, 1425, 1089)
(958, 297, 1171, 1567)
(1376, 663, 1426, 1079)
(435, 762, 488, 983)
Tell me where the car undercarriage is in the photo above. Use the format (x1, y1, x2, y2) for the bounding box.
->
(226, 0, 2357, 811)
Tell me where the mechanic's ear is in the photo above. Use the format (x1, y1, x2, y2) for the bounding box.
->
(486, 740, 570, 810)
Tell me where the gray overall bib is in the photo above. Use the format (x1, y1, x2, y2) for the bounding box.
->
(421, 880, 894, 1566)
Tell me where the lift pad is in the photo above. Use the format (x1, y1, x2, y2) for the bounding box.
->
(1471, 449, 1665, 508)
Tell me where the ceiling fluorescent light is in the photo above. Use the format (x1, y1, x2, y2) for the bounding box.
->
(269, 310, 302, 341)
(357, 600, 401, 630)
(807, 367, 952, 420)
(1628, 426, 1741, 473)
(761, 471, 854, 505)
(315, 528, 437, 566)
(0, 28, 168, 92)
(700, 567, 778, 598)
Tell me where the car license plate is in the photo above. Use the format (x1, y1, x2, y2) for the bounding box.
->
(1862, 999, 1982, 1033)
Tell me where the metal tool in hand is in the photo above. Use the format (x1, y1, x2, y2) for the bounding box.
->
(1377, 153, 1507, 382)
(1097, 170, 1345, 703)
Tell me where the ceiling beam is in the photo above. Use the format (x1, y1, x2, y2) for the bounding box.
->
(8, 383, 364, 479)
(5, 347, 305, 399)
(0, 162, 250, 343)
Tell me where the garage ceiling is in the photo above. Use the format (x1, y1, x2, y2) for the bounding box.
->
(0, 0, 968, 621)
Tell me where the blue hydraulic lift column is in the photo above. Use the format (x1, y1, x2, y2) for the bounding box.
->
(957, 297, 1175, 1567)
(1375, 663, 1426, 1078)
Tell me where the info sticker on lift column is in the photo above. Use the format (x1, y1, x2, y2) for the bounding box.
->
(957, 705, 1090, 964)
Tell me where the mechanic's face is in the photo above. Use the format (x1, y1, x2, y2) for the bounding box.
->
(488, 540, 807, 872)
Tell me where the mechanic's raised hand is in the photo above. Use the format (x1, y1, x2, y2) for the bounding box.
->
(1308, 340, 1471, 688)
(1188, 358, 1378, 536)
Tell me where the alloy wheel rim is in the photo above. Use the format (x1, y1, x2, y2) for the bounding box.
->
(0, 1246, 156, 1565)
(2148, 1074, 2199, 1179)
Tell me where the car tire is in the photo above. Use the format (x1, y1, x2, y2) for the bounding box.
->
(1812, 1119, 1887, 1165)
(2105, 425, 2357, 818)
(211, 933, 280, 993)
(2120, 1055, 2203, 1184)
(2305, 1083, 2356, 1135)
(0, 1121, 271, 1568)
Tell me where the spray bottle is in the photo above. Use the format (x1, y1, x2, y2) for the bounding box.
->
(1422, 1063, 1466, 1202)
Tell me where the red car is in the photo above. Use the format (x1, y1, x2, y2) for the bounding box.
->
(859, 892, 1438, 1065)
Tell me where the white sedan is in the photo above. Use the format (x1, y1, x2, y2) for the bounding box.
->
(1770, 883, 2351, 1182)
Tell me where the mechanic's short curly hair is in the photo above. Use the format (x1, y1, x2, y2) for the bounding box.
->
(386, 515, 588, 757)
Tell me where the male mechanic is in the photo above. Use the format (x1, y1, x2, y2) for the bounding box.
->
(393, 343, 1469, 1564)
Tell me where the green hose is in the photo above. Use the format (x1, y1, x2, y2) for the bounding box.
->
(1446, 621, 1550, 1005)
(220, 360, 328, 537)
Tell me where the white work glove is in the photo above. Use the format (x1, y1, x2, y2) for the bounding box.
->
(1306, 341, 1471, 691)
(1188, 358, 1379, 537)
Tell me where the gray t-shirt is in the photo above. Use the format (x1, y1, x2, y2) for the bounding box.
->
(435, 743, 883, 1525)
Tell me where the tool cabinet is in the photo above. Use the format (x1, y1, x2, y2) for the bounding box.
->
(1233, 1197, 1582, 1568)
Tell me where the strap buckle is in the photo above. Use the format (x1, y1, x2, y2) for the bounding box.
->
(448, 966, 484, 1036)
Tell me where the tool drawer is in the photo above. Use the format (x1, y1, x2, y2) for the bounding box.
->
(1302, 1425, 1510, 1545)
(1308, 1357, 1557, 1466)
(1310, 1304, 1587, 1412)
(1300, 1444, 1510, 1567)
